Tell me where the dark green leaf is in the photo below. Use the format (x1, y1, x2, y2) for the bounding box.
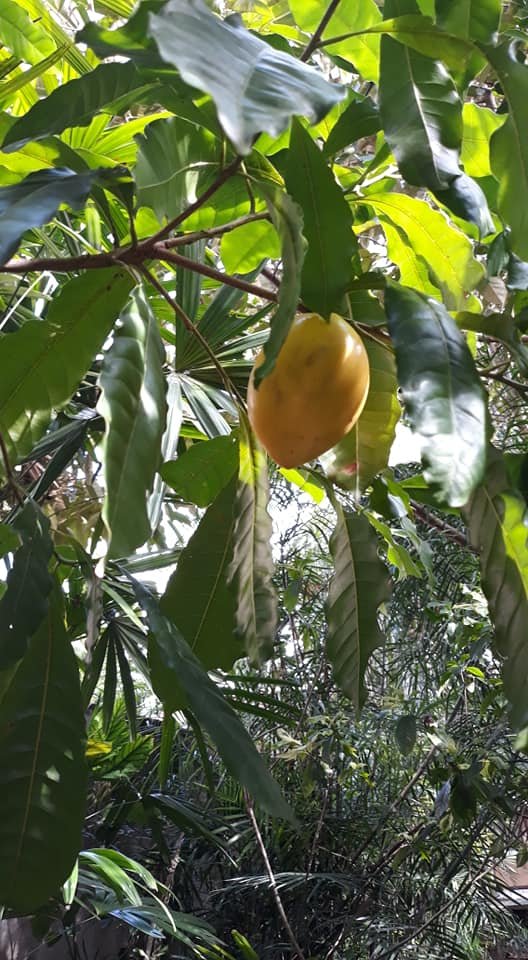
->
(359, 14, 475, 69)
(0, 522, 20, 558)
(102, 634, 117, 735)
(98, 287, 167, 559)
(0, 501, 53, 671)
(134, 580, 293, 821)
(464, 448, 528, 729)
(385, 283, 487, 506)
(395, 714, 417, 755)
(0, 269, 134, 467)
(76, 1, 166, 66)
(161, 434, 238, 507)
(0, 589, 87, 912)
(324, 96, 380, 156)
(326, 505, 391, 712)
(228, 416, 277, 665)
(284, 119, 357, 317)
(436, 0, 500, 45)
(114, 635, 137, 739)
(147, 0, 345, 155)
(0, 168, 97, 264)
(432, 172, 494, 236)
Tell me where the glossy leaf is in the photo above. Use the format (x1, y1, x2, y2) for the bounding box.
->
(2, 62, 152, 152)
(0, 591, 87, 913)
(324, 95, 380, 156)
(135, 580, 293, 821)
(161, 434, 238, 508)
(0, 167, 97, 264)
(433, 172, 494, 237)
(285, 119, 357, 317)
(326, 505, 391, 711)
(98, 287, 167, 559)
(220, 220, 280, 275)
(464, 448, 528, 728)
(385, 284, 487, 507)
(485, 41, 528, 260)
(0, 500, 53, 671)
(436, 0, 501, 45)
(321, 338, 400, 496)
(289, 0, 382, 83)
(161, 477, 242, 672)
(147, 0, 345, 154)
(227, 416, 277, 665)
(0, 269, 133, 467)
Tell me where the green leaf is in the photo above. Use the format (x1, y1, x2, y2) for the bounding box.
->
(366, 512, 423, 580)
(147, 0, 345, 155)
(0, 268, 134, 467)
(0, 589, 87, 913)
(357, 15, 475, 70)
(379, 2, 462, 191)
(457, 311, 528, 376)
(323, 95, 380, 156)
(395, 714, 417, 755)
(98, 287, 167, 559)
(321, 338, 400, 496)
(0, 168, 97, 264)
(464, 448, 528, 728)
(220, 220, 280, 275)
(253, 185, 305, 388)
(380, 215, 440, 298)
(161, 434, 239, 508)
(0, 522, 20, 558)
(134, 580, 293, 821)
(289, 0, 382, 83)
(432, 172, 494, 237)
(0, 0, 54, 64)
(227, 416, 277, 665)
(385, 283, 487, 507)
(366, 192, 483, 309)
(284, 119, 357, 317)
(436, 0, 500, 45)
(461, 103, 504, 179)
(485, 41, 528, 260)
(2, 62, 151, 152)
(160, 477, 242, 672)
(326, 505, 390, 711)
(0, 501, 53, 671)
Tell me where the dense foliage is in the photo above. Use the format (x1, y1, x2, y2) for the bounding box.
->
(1, 0, 528, 956)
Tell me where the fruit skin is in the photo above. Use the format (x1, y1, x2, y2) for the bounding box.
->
(247, 312, 370, 468)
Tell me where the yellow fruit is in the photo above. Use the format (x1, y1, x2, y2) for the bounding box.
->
(247, 312, 370, 468)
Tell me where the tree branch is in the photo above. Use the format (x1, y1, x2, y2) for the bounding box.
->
(152, 244, 278, 302)
(300, 0, 343, 61)
(147, 155, 243, 243)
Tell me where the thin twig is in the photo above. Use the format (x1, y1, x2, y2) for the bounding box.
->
(152, 244, 279, 303)
(244, 792, 307, 960)
(300, 0, 343, 61)
(148, 155, 243, 243)
(163, 211, 269, 249)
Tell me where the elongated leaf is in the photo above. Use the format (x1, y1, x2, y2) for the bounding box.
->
(0, 500, 53, 671)
(395, 714, 417, 755)
(2, 62, 151, 152)
(385, 283, 487, 506)
(161, 434, 238, 508)
(379, 0, 461, 191)
(284, 119, 357, 317)
(98, 287, 167, 559)
(134, 580, 293, 821)
(436, 0, 500, 45)
(0, 523, 20, 558)
(461, 103, 504, 178)
(0, 269, 133, 467)
(321, 339, 400, 496)
(366, 192, 483, 309)
(0, 0, 54, 64)
(253, 185, 305, 387)
(161, 477, 242, 673)
(356, 15, 475, 69)
(289, 0, 382, 83)
(147, 0, 345, 155)
(485, 41, 528, 260)
(0, 168, 97, 265)
(228, 416, 277, 665)
(324, 95, 380, 156)
(464, 448, 528, 728)
(326, 505, 390, 711)
(0, 590, 87, 912)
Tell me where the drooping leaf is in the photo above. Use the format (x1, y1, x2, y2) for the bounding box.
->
(0, 523, 20, 558)
(432, 172, 494, 237)
(134, 579, 293, 821)
(220, 220, 280, 275)
(385, 283, 488, 507)
(161, 476, 242, 672)
(2, 62, 153, 152)
(379, 0, 462, 191)
(357, 15, 475, 69)
(147, 0, 345, 155)
(284, 119, 358, 317)
(485, 41, 528, 260)
(0, 269, 133, 467)
(321, 338, 400, 496)
(0, 500, 53, 671)
(0, 168, 98, 265)
(98, 287, 167, 559)
(0, 589, 87, 913)
(161, 434, 238, 508)
(76, 0, 166, 67)
(323, 95, 381, 156)
(227, 415, 277, 665)
(366, 192, 483, 309)
(289, 0, 382, 83)
(457, 311, 528, 376)
(464, 448, 528, 728)
(436, 0, 501, 46)
(253, 185, 305, 388)
(395, 714, 417, 755)
(326, 504, 391, 711)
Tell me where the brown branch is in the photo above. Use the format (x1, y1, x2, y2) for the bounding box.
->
(300, 0, 343, 61)
(147, 155, 243, 243)
(163, 211, 269, 249)
(152, 244, 278, 302)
